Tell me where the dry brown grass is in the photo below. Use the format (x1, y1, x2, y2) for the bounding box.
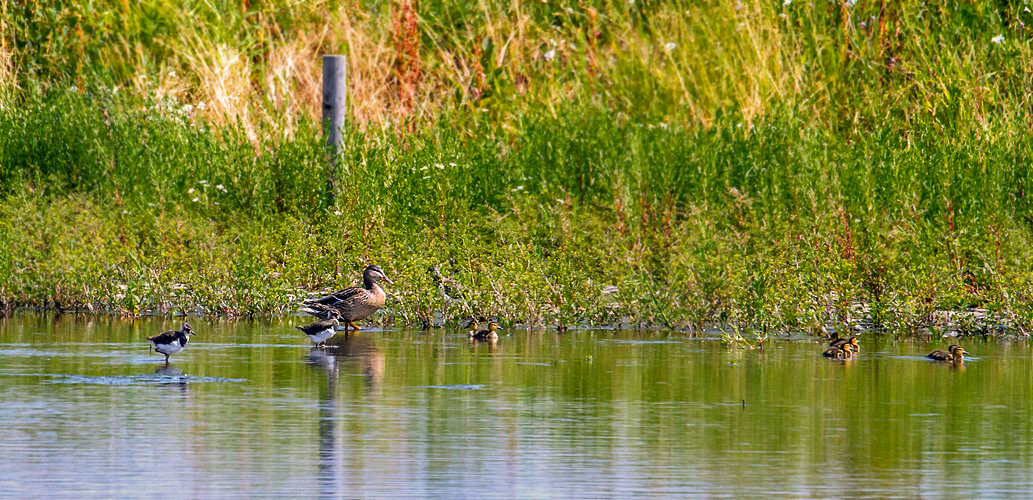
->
(7, 0, 1008, 139)
(0, 0, 13, 95)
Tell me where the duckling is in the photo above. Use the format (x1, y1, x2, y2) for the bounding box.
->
(927, 344, 967, 362)
(822, 343, 855, 359)
(830, 336, 861, 353)
(301, 265, 393, 330)
(466, 319, 500, 341)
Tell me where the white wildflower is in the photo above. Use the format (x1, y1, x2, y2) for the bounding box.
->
(664, 42, 677, 52)
(188, 188, 195, 194)
(422, 175, 432, 180)
(200, 180, 209, 185)
(435, 163, 444, 170)
(198, 101, 207, 111)
(991, 34, 1005, 44)
(449, 162, 457, 167)
(112, 86, 119, 94)
(782, 0, 791, 6)
(544, 49, 556, 61)
(69, 85, 78, 93)
(182, 104, 194, 114)
(333, 211, 342, 216)
(511, 185, 525, 192)
(192, 197, 200, 203)
(216, 184, 227, 193)
(566, 7, 573, 14)
(420, 165, 429, 171)
(169, 70, 177, 78)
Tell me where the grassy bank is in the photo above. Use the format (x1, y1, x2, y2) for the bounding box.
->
(2, 1, 1033, 335)
(3, 91, 1033, 334)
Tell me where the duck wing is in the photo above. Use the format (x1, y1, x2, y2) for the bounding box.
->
(304, 286, 364, 306)
(927, 350, 951, 360)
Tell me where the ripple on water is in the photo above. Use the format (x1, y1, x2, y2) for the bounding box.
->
(44, 374, 248, 385)
(415, 384, 487, 390)
(597, 339, 683, 345)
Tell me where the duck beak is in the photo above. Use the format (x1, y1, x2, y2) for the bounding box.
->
(383, 275, 394, 284)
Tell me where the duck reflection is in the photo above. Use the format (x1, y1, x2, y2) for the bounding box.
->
(324, 333, 385, 394)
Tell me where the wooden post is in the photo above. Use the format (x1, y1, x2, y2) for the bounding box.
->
(322, 55, 347, 157)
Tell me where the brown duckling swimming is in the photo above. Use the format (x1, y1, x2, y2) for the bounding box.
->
(927, 344, 967, 362)
(301, 265, 393, 330)
(829, 335, 860, 353)
(822, 343, 855, 359)
(466, 319, 500, 341)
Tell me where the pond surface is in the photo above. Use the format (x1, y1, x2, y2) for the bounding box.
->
(1, 314, 1031, 498)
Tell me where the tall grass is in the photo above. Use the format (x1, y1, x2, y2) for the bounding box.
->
(2, 90, 1033, 333)
(3, 1, 1031, 135)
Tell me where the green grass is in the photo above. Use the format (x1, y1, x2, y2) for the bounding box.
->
(2, 1, 1033, 334)
(3, 90, 1033, 335)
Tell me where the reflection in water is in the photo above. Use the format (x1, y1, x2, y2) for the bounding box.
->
(309, 334, 385, 498)
(152, 363, 189, 396)
(308, 348, 341, 499)
(328, 333, 385, 394)
(468, 336, 499, 353)
(154, 364, 184, 377)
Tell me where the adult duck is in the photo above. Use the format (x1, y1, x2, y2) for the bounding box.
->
(302, 265, 392, 330)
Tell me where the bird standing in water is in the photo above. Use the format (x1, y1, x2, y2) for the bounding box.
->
(301, 265, 393, 331)
(148, 323, 196, 365)
(297, 317, 341, 347)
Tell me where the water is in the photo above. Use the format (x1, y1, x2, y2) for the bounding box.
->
(1, 315, 1031, 498)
